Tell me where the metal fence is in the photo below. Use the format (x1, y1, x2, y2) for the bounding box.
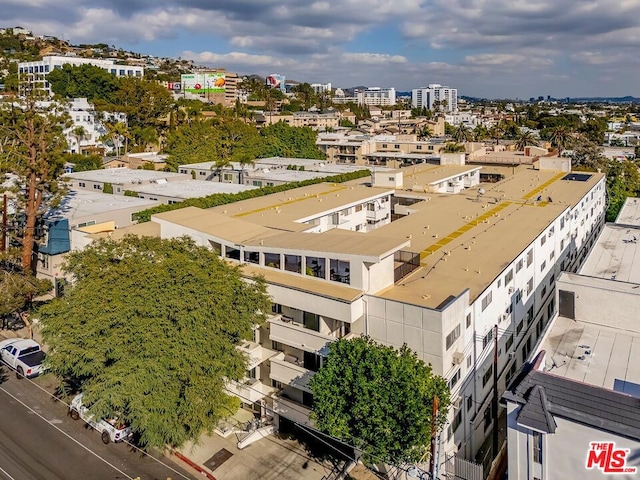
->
(394, 250, 420, 282)
(444, 454, 483, 480)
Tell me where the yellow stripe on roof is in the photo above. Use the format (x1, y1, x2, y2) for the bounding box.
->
(522, 172, 566, 201)
(420, 201, 513, 261)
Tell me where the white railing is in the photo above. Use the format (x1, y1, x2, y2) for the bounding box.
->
(270, 354, 315, 392)
(269, 316, 335, 353)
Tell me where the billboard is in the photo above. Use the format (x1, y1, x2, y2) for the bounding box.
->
(181, 73, 226, 94)
(266, 74, 286, 93)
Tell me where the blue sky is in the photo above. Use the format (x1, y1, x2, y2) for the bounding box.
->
(4, 0, 640, 98)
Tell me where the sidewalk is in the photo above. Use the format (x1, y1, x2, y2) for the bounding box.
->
(173, 428, 335, 480)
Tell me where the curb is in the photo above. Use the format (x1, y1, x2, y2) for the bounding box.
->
(169, 449, 218, 480)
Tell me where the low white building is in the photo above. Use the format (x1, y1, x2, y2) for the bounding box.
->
(62, 98, 127, 154)
(129, 180, 256, 204)
(356, 87, 396, 106)
(63, 168, 189, 194)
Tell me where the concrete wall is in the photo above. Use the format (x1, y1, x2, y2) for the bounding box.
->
(556, 273, 640, 333)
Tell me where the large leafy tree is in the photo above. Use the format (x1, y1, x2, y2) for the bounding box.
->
(259, 122, 325, 159)
(0, 96, 69, 271)
(0, 269, 51, 329)
(515, 130, 539, 151)
(38, 235, 270, 448)
(310, 337, 450, 465)
(47, 64, 120, 103)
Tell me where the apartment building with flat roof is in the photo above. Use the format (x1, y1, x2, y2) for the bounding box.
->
(18, 56, 144, 96)
(123, 162, 605, 472)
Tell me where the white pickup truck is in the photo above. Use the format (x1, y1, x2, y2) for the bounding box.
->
(69, 393, 132, 444)
(0, 338, 46, 379)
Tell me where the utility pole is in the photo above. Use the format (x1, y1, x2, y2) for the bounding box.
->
(1, 193, 7, 253)
(492, 323, 499, 458)
(429, 395, 439, 477)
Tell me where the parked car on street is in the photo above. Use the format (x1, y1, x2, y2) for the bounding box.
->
(69, 393, 132, 444)
(0, 338, 46, 379)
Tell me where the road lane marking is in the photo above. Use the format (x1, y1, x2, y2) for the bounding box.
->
(0, 464, 17, 480)
(0, 387, 134, 480)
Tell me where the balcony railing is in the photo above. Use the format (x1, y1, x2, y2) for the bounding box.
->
(269, 316, 336, 353)
(238, 340, 279, 370)
(272, 394, 313, 427)
(269, 353, 315, 392)
(226, 378, 274, 404)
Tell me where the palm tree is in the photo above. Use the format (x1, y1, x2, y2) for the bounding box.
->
(71, 126, 86, 154)
(452, 124, 472, 143)
(442, 142, 466, 153)
(472, 124, 490, 142)
(549, 126, 572, 156)
(490, 123, 505, 145)
(515, 131, 539, 151)
(417, 125, 433, 140)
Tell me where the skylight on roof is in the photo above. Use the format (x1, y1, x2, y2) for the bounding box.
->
(562, 173, 592, 182)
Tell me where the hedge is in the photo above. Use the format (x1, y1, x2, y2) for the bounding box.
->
(133, 169, 371, 223)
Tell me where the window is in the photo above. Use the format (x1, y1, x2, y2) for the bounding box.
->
(93, 184, 101, 189)
(306, 256, 326, 278)
(303, 311, 319, 331)
(549, 274, 555, 286)
(481, 291, 493, 311)
(540, 235, 546, 246)
(223, 173, 233, 181)
(541, 285, 547, 298)
(446, 324, 461, 350)
(483, 366, 493, 387)
(506, 334, 514, 351)
(517, 319, 524, 335)
(225, 246, 241, 261)
(527, 249, 534, 267)
(467, 356, 472, 368)
(449, 369, 461, 389)
(527, 306, 534, 325)
(264, 252, 281, 269)
(466, 313, 471, 328)
(252, 180, 262, 187)
(516, 259, 524, 273)
(532, 432, 543, 464)
(467, 395, 473, 411)
(550, 250, 555, 261)
(482, 329, 493, 349)
(505, 269, 513, 284)
(452, 409, 462, 432)
(484, 407, 492, 431)
(284, 254, 301, 273)
(330, 259, 350, 284)
(244, 251, 259, 264)
(355, 204, 363, 212)
(527, 277, 534, 296)
(540, 260, 546, 272)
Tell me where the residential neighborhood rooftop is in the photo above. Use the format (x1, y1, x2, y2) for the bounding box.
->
(45, 189, 160, 221)
(579, 223, 640, 283)
(614, 196, 640, 227)
(129, 179, 256, 198)
(63, 167, 188, 184)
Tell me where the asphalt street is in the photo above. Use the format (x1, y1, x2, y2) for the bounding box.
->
(0, 368, 196, 480)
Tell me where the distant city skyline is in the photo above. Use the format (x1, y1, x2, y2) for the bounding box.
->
(3, 0, 640, 99)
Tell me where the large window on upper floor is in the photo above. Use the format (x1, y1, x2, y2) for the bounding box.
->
(244, 251, 259, 264)
(225, 246, 241, 261)
(330, 259, 350, 284)
(284, 254, 301, 273)
(264, 253, 281, 269)
(306, 256, 326, 278)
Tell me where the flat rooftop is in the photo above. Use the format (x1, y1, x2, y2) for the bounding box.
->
(615, 196, 640, 226)
(45, 190, 160, 221)
(128, 180, 256, 199)
(579, 223, 640, 282)
(538, 315, 640, 391)
(156, 167, 604, 309)
(400, 164, 481, 188)
(63, 168, 188, 184)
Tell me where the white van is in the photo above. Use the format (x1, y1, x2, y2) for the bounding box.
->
(69, 393, 132, 444)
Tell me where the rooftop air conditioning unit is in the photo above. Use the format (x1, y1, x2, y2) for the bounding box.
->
(452, 351, 464, 365)
(452, 396, 462, 410)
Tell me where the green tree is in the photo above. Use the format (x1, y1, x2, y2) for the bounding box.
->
(604, 159, 640, 221)
(309, 337, 450, 464)
(0, 270, 51, 327)
(47, 64, 119, 103)
(64, 153, 103, 172)
(452, 124, 472, 143)
(472, 124, 490, 142)
(38, 235, 270, 448)
(291, 83, 317, 110)
(0, 96, 69, 271)
(259, 122, 325, 159)
(549, 125, 572, 156)
(442, 142, 467, 153)
(515, 131, 539, 151)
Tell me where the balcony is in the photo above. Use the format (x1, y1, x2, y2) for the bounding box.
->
(269, 352, 315, 393)
(366, 208, 389, 221)
(226, 378, 274, 404)
(269, 316, 335, 353)
(272, 394, 313, 427)
(238, 340, 279, 370)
